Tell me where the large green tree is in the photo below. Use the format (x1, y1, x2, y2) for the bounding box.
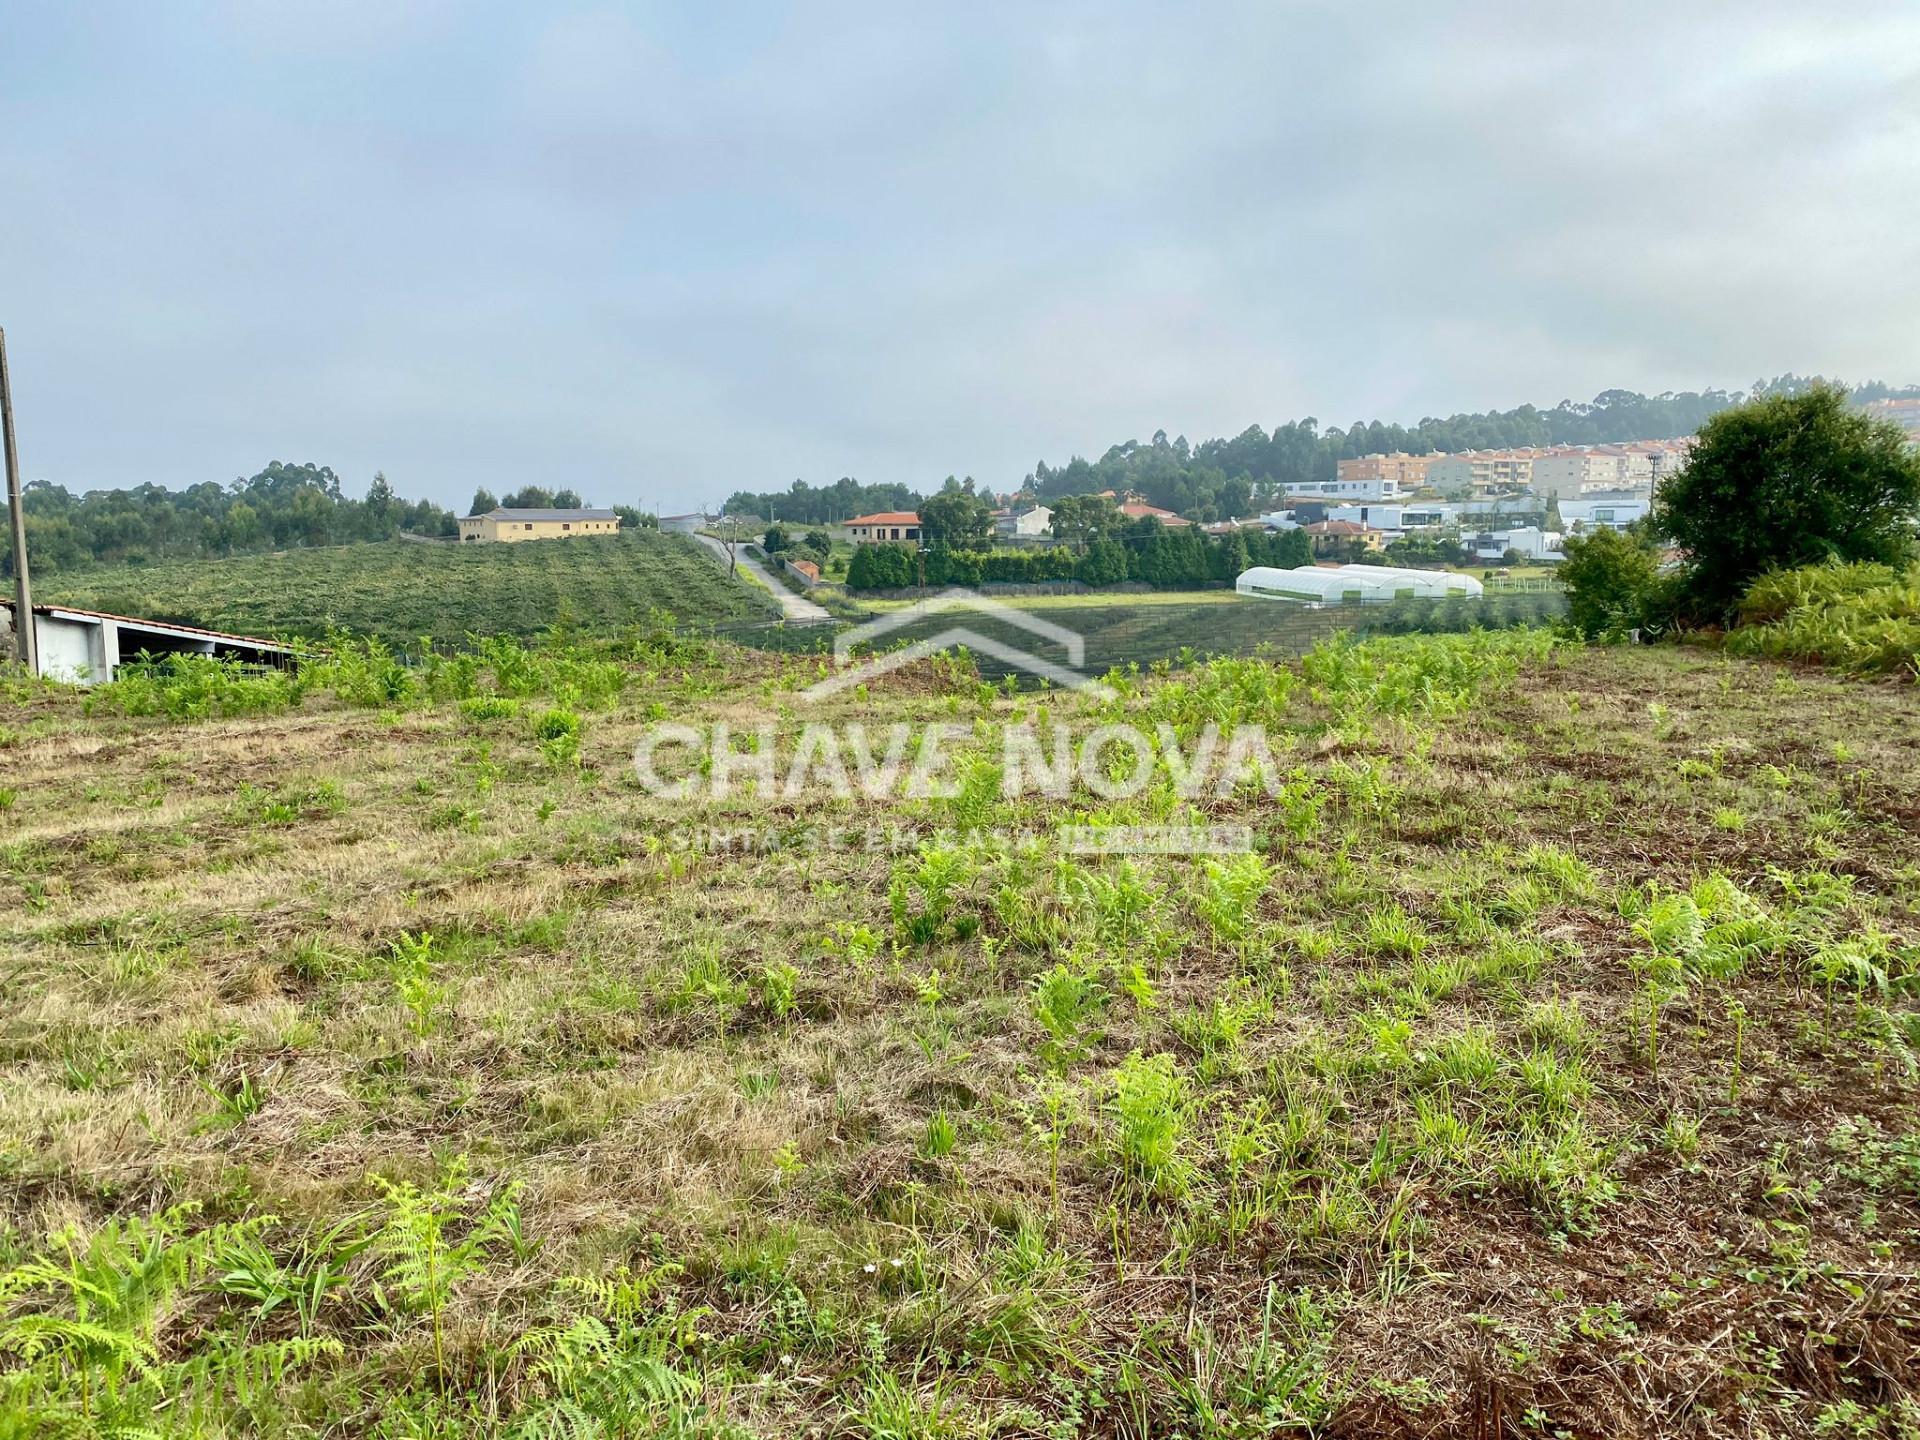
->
(1655, 385, 1920, 617)
(918, 488, 993, 549)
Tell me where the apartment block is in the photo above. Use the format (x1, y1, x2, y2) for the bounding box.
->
(1530, 451, 1636, 499)
(1336, 452, 1435, 489)
(1426, 450, 1538, 494)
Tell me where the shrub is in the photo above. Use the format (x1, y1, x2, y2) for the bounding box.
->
(1727, 560, 1920, 677)
(1559, 527, 1668, 639)
(85, 654, 306, 720)
(1108, 1051, 1189, 1194)
(533, 707, 584, 766)
(1654, 385, 1920, 619)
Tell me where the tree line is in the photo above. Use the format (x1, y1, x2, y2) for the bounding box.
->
(847, 520, 1313, 591)
(722, 476, 920, 526)
(0, 468, 659, 578)
(3, 464, 461, 576)
(734, 376, 1918, 528)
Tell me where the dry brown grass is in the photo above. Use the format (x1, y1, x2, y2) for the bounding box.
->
(1, 639, 1918, 1436)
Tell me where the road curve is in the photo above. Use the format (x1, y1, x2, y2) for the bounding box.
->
(690, 532, 833, 623)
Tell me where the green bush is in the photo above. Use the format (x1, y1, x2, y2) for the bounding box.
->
(1559, 527, 1669, 639)
(1727, 561, 1920, 677)
(85, 654, 307, 720)
(1654, 385, 1920, 618)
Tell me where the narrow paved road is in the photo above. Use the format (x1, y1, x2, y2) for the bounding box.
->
(691, 532, 833, 623)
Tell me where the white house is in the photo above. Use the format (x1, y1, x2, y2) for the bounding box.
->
(845, 511, 922, 543)
(1282, 476, 1402, 502)
(1557, 492, 1650, 531)
(1471, 526, 1562, 562)
(993, 504, 1053, 538)
(1325, 501, 1458, 533)
(659, 512, 708, 534)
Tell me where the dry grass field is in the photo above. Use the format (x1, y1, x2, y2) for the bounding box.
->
(1, 631, 1918, 1437)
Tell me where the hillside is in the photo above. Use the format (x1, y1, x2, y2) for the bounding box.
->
(37, 532, 776, 644)
(2, 634, 1917, 1435)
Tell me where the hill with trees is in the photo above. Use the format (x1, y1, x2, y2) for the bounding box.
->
(1, 466, 654, 580)
(728, 376, 1919, 526)
(39, 532, 773, 645)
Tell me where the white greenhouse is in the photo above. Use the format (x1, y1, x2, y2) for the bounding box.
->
(1234, 564, 1483, 606)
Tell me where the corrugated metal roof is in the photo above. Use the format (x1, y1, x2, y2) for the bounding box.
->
(1, 597, 293, 652)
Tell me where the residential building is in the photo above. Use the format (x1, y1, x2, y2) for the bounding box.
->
(1337, 452, 1435, 490)
(1864, 397, 1920, 444)
(457, 507, 621, 542)
(1594, 446, 1655, 488)
(1118, 500, 1192, 526)
(1281, 476, 1402, 502)
(1427, 450, 1538, 495)
(1301, 519, 1386, 554)
(1458, 496, 1546, 521)
(1642, 441, 1692, 487)
(845, 511, 921, 543)
(1557, 491, 1650, 531)
(993, 504, 1053, 538)
(1325, 502, 1457, 533)
(1471, 526, 1562, 562)
(1529, 451, 1636, 500)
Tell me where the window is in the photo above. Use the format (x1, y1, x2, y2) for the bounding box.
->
(524, 523, 533, 531)
(562, 523, 571, 531)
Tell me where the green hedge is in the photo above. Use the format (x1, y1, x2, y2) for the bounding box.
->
(846, 526, 1313, 591)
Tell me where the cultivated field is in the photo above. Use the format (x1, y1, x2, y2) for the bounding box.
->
(39, 533, 776, 645)
(2, 634, 1918, 1437)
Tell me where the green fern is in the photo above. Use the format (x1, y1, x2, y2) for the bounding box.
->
(370, 1157, 523, 1385)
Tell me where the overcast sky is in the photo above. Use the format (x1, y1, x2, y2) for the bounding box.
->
(3, 2, 1916, 512)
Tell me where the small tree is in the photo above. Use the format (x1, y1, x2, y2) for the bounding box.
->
(1655, 384, 1920, 617)
(1560, 526, 1665, 638)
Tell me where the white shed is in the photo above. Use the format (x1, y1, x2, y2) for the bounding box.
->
(1, 600, 295, 685)
(1235, 564, 1482, 606)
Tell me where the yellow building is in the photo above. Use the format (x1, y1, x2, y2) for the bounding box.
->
(457, 507, 621, 543)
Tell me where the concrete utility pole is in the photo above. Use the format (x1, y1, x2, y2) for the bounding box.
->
(0, 327, 37, 675)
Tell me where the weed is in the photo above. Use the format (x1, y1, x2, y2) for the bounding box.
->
(1109, 1052, 1190, 1196)
(1030, 962, 1108, 1071)
(920, 1111, 959, 1159)
(369, 1157, 522, 1385)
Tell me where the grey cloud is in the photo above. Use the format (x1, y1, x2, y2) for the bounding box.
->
(1, 0, 1914, 510)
